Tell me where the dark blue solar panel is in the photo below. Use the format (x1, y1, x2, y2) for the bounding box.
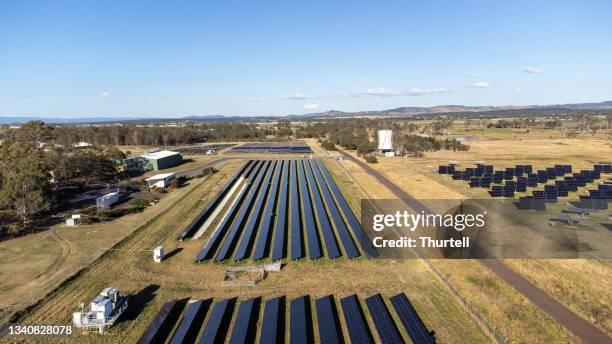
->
(390, 293, 435, 344)
(290, 160, 305, 260)
(253, 161, 283, 260)
(259, 297, 283, 344)
(196, 161, 263, 262)
(365, 294, 403, 344)
(198, 299, 235, 344)
(229, 298, 260, 344)
(215, 161, 272, 261)
(170, 299, 210, 344)
(304, 160, 340, 259)
(310, 160, 359, 259)
(340, 295, 374, 344)
(179, 160, 253, 240)
(290, 296, 312, 344)
(315, 295, 343, 344)
(298, 160, 323, 259)
(315, 159, 378, 259)
(137, 300, 185, 344)
(272, 161, 290, 261)
(234, 161, 277, 260)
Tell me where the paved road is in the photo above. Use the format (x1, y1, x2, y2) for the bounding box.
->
(337, 149, 611, 344)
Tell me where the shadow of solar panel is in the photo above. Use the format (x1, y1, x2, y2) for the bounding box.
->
(170, 299, 211, 344)
(137, 299, 187, 344)
(533, 199, 546, 210)
(340, 295, 374, 344)
(290, 295, 314, 344)
(304, 160, 341, 259)
(298, 160, 323, 259)
(179, 161, 253, 241)
(315, 159, 378, 259)
(234, 161, 277, 260)
(315, 295, 344, 344)
(365, 294, 403, 344)
(216, 161, 272, 261)
(310, 160, 359, 259)
(229, 298, 261, 344)
(198, 299, 236, 344)
(196, 161, 263, 262)
(259, 297, 284, 344)
(290, 160, 305, 260)
(390, 293, 436, 344)
(254, 161, 283, 260)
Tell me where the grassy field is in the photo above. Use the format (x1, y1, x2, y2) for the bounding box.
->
(0, 159, 231, 322)
(339, 127, 612, 338)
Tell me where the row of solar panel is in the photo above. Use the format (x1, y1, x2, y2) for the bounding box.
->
(231, 143, 313, 153)
(194, 159, 377, 262)
(518, 182, 611, 211)
(137, 293, 435, 344)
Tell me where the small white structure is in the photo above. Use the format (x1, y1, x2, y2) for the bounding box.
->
(66, 214, 82, 226)
(72, 287, 128, 334)
(153, 246, 164, 262)
(96, 191, 120, 209)
(377, 130, 393, 152)
(206, 149, 215, 155)
(146, 172, 176, 189)
(73, 141, 92, 148)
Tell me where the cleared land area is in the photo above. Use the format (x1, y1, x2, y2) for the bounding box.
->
(8, 157, 491, 343)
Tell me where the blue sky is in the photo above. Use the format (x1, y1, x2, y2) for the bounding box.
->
(1, 0, 611, 117)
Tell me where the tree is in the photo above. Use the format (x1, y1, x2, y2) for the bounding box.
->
(0, 142, 50, 227)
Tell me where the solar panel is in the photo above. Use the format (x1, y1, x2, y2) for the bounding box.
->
(196, 161, 263, 262)
(315, 159, 378, 259)
(452, 172, 462, 180)
(389, 293, 435, 344)
(253, 161, 283, 260)
(288, 160, 306, 260)
(229, 298, 260, 344)
(272, 161, 290, 261)
(290, 296, 313, 344)
(315, 295, 343, 344)
(365, 294, 403, 344)
(297, 160, 323, 259)
(198, 299, 236, 344)
(259, 297, 283, 344)
(310, 160, 360, 259)
(304, 160, 341, 259)
(215, 161, 272, 261)
(137, 300, 185, 344)
(179, 161, 253, 240)
(438, 166, 447, 174)
(340, 295, 374, 344)
(170, 300, 210, 344)
(234, 161, 277, 260)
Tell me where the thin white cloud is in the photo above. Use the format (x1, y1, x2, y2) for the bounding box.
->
(303, 103, 320, 110)
(248, 96, 268, 101)
(471, 81, 491, 88)
(202, 92, 228, 96)
(522, 67, 543, 74)
(514, 87, 525, 92)
(351, 87, 452, 97)
(99, 91, 112, 97)
(282, 93, 316, 100)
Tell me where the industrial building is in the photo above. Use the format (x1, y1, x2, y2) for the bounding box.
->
(146, 173, 176, 189)
(123, 150, 183, 173)
(377, 130, 395, 156)
(141, 150, 183, 170)
(96, 191, 120, 209)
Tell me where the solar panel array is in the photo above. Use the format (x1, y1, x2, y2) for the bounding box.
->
(231, 142, 313, 153)
(440, 162, 612, 211)
(194, 159, 378, 262)
(138, 293, 434, 344)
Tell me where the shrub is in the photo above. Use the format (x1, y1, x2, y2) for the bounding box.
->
(128, 198, 151, 208)
(321, 140, 336, 151)
(364, 155, 378, 163)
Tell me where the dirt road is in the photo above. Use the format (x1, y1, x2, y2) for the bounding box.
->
(337, 149, 611, 344)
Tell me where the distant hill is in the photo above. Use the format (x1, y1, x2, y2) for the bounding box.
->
(1, 100, 610, 124)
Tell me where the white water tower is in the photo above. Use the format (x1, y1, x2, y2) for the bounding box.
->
(377, 130, 393, 152)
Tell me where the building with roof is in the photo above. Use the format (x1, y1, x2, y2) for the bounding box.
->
(146, 172, 176, 188)
(141, 150, 183, 170)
